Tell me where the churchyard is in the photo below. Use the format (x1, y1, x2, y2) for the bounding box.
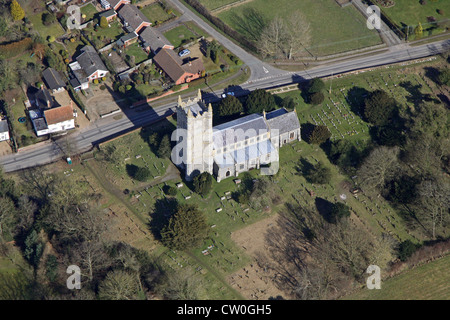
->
(27, 55, 448, 299)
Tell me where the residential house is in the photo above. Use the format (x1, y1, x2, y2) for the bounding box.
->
(139, 26, 174, 54)
(118, 4, 151, 34)
(44, 104, 76, 134)
(42, 67, 66, 94)
(0, 120, 10, 142)
(116, 31, 138, 48)
(153, 48, 204, 85)
(30, 104, 75, 137)
(69, 46, 109, 91)
(99, 8, 117, 22)
(101, 0, 130, 11)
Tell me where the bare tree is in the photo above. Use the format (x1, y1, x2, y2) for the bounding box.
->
(415, 177, 450, 239)
(283, 12, 311, 60)
(258, 12, 311, 60)
(98, 270, 141, 300)
(357, 146, 400, 195)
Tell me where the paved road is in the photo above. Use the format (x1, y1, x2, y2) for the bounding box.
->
(1, 38, 448, 173)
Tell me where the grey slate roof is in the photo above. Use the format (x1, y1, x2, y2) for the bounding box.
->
(139, 27, 173, 53)
(42, 68, 66, 90)
(0, 120, 9, 133)
(99, 9, 117, 18)
(266, 108, 300, 135)
(74, 46, 108, 78)
(33, 118, 48, 131)
(213, 113, 268, 148)
(118, 4, 150, 31)
(116, 31, 138, 46)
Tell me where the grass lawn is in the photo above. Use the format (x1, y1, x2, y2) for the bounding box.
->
(343, 254, 450, 300)
(199, 0, 238, 11)
(141, 2, 174, 24)
(124, 42, 150, 64)
(378, 0, 450, 33)
(28, 10, 65, 41)
(163, 25, 198, 49)
(8, 91, 40, 147)
(80, 2, 98, 22)
(217, 0, 383, 56)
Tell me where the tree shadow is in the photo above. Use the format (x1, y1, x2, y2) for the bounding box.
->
(229, 7, 268, 42)
(295, 157, 314, 176)
(346, 86, 369, 116)
(300, 123, 315, 142)
(399, 81, 439, 108)
(148, 197, 179, 241)
(314, 197, 334, 223)
(423, 67, 441, 85)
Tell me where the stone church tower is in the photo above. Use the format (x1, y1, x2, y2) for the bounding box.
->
(175, 90, 213, 181)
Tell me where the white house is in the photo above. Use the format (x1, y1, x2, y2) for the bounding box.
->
(44, 104, 75, 134)
(0, 120, 10, 142)
(69, 46, 109, 91)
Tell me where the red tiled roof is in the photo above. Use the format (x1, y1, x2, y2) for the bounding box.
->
(44, 105, 73, 125)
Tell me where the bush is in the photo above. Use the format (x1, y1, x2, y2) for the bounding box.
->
(93, 79, 99, 84)
(308, 125, 331, 145)
(163, 185, 178, 196)
(193, 172, 213, 196)
(398, 240, 420, 262)
(310, 92, 325, 105)
(42, 12, 56, 26)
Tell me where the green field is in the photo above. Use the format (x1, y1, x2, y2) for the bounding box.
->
(80, 3, 98, 22)
(163, 25, 198, 48)
(199, 0, 238, 10)
(124, 42, 150, 64)
(28, 10, 65, 40)
(216, 0, 382, 56)
(141, 2, 174, 25)
(378, 0, 449, 32)
(344, 254, 450, 300)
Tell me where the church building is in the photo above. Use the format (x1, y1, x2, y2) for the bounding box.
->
(174, 91, 301, 182)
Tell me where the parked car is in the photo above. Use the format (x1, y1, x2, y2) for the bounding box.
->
(178, 49, 190, 57)
(221, 91, 235, 98)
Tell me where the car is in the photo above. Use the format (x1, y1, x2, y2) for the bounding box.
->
(178, 49, 190, 57)
(221, 91, 235, 98)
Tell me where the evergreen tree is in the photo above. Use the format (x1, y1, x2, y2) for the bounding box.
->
(308, 125, 331, 144)
(218, 95, 243, 117)
(245, 89, 276, 114)
(192, 172, 213, 196)
(10, 0, 25, 21)
(157, 135, 171, 159)
(161, 204, 209, 250)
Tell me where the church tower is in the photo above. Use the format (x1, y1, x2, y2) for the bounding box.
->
(175, 90, 213, 181)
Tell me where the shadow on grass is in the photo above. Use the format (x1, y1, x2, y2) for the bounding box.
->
(148, 197, 179, 241)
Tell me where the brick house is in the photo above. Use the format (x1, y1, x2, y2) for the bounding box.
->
(153, 48, 204, 85)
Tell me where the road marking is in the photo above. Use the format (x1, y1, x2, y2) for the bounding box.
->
(263, 66, 269, 73)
